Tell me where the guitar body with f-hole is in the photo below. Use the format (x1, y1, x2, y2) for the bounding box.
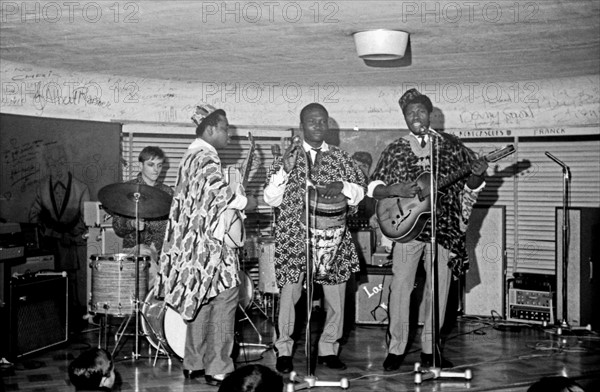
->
(376, 144, 515, 243)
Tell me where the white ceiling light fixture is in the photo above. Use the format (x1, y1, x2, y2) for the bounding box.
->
(353, 29, 410, 61)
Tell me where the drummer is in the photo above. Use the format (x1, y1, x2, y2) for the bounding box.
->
(111, 146, 174, 287)
(263, 103, 367, 373)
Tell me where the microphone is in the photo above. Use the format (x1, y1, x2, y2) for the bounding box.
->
(291, 135, 302, 146)
(423, 129, 443, 137)
(271, 144, 281, 158)
(545, 151, 570, 178)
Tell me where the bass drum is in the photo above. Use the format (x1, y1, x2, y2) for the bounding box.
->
(141, 292, 187, 359)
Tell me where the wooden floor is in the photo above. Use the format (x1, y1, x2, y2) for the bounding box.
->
(2, 304, 600, 392)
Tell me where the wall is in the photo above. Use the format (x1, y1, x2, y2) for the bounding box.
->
(2, 60, 598, 134)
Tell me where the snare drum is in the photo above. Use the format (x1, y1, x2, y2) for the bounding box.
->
(89, 253, 150, 316)
(258, 238, 278, 294)
(141, 292, 186, 359)
(306, 190, 348, 230)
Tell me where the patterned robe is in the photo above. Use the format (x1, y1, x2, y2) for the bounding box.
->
(266, 146, 367, 287)
(370, 133, 482, 277)
(156, 142, 240, 321)
(111, 173, 173, 250)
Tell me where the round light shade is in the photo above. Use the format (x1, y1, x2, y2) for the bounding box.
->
(353, 29, 409, 60)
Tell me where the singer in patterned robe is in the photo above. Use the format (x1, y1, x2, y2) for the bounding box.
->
(264, 103, 367, 373)
(156, 108, 252, 385)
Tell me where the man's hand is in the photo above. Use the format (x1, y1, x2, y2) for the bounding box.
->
(131, 219, 145, 231)
(386, 182, 420, 198)
(282, 144, 299, 173)
(470, 157, 488, 176)
(467, 157, 489, 189)
(317, 181, 343, 199)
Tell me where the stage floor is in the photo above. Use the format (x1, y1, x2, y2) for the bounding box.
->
(2, 306, 600, 392)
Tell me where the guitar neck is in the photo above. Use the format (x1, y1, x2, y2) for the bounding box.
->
(240, 133, 255, 189)
(437, 166, 471, 190)
(437, 144, 515, 190)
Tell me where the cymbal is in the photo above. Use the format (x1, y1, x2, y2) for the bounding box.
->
(98, 183, 172, 219)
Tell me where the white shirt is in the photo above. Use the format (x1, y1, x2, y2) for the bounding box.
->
(264, 141, 364, 207)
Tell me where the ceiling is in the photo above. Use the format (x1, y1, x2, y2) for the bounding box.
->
(1, 1, 599, 87)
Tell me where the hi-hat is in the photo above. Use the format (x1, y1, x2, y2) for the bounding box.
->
(98, 183, 172, 219)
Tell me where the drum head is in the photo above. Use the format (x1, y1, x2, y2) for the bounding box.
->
(238, 271, 254, 309)
(164, 307, 186, 359)
(141, 292, 186, 360)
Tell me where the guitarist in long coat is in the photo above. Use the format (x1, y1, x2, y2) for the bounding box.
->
(369, 89, 488, 371)
(156, 107, 255, 386)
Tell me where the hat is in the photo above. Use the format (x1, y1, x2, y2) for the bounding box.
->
(398, 88, 433, 114)
(191, 103, 217, 125)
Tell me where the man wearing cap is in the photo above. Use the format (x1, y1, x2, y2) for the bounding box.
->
(368, 89, 488, 370)
(156, 106, 256, 387)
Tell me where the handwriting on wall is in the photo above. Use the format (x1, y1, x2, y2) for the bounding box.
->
(1, 60, 598, 130)
(2, 138, 44, 196)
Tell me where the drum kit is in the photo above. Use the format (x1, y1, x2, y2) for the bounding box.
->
(90, 182, 283, 363)
(92, 182, 182, 362)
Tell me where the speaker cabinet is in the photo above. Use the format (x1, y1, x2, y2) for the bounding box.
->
(355, 266, 392, 324)
(556, 207, 600, 328)
(463, 206, 506, 317)
(350, 229, 374, 266)
(9, 274, 69, 358)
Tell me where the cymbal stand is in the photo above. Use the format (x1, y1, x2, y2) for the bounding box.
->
(289, 148, 349, 391)
(112, 192, 143, 360)
(414, 133, 472, 385)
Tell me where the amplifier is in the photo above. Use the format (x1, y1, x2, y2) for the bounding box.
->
(11, 255, 55, 275)
(355, 266, 393, 324)
(8, 274, 69, 358)
(507, 288, 554, 324)
(84, 201, 113, 227)
(350, 229, 374, 266)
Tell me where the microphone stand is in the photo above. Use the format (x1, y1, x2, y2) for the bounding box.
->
(545, 152, 572, 333)
(288, 145, 349, 391)
(414, 132, 472, 385)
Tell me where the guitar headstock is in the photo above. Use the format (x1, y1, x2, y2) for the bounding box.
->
(247, 132, 255, 149)
(485, 144, 516, 163)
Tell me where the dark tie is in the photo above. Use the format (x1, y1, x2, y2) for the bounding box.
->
(312, 148, 322, 167)
(420, 137, 427, 148)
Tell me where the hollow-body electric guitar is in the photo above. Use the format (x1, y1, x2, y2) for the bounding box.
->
(219, 132, 255, 248)
(376, 144, 515, 243)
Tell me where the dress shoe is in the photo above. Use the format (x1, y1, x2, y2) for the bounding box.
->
(420, 352, 454, 368)
(317, 355, 347, 370)
(276, 356, 293, 373)
(204, 374, 227, 386)
(383, 353, 405, 371)
(183, 369, 205, 379)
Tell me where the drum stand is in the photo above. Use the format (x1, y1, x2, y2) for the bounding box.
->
(288, 151, 349, 391)
(414, 133, 472, 385)
(238, 255, 272, 351)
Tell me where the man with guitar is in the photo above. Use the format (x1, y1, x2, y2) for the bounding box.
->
(369, 89, 488, 371)
(264, 103, 367, 373)
(156, 106, 257, 387)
